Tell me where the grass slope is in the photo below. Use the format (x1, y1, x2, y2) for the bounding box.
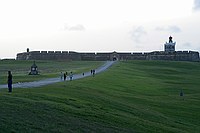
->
(0, 60, 104, 84)
(0, 60, 200, 132)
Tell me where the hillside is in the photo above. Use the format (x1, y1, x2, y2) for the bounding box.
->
(0, 60, 104, 84)
(0, 60, 200, 132)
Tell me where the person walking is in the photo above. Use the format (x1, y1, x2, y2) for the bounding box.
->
(7, 71, 12, 92)
(91, 70, 93, 75)
(64, 73, 66, 81)
(70, 71, 73, 81)
(180, 89, 184, 100)
(92, 69, 95, 77)
(60, 72, 63, 80)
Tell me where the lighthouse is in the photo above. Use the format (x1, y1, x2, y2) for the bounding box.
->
(164, 36, 176, 52)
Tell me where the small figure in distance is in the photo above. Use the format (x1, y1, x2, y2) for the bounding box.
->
(7, 71, 13, 93)
(83, 73, 84, 76)
(70, 71, 73, 81)
(92, 69, 95, 77)
(64, 73, 66, 81)
(180, 89, 184, 100)
(60, 72, 63, 80)
(91, 70, 93, 75)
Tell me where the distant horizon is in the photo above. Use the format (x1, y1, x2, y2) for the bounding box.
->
(2, 46, 200, 60)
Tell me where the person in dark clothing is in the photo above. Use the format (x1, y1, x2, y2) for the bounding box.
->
(92, 69, 95, 77)
(180, 89, 184, 100)
(7, 71, 12, 92)
(64, 73, 66, 81)
(91, 70, 93, 75)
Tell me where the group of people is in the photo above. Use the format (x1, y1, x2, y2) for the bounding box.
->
(91, 69, 96, 77)
(60, 71, 73, 81)
(6, 69, 97, 93)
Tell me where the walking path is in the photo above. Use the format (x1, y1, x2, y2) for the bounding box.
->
(0, 61, 115, 89)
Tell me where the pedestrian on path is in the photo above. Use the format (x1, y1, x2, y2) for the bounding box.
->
(7, 71, 12, 92)
(91, 70, 93, 75)
(60, 72, 63, 80)
(92, 69, 95, 77)
(0, 61, 114, 89)
(64, 73, 67, 81)
(70, 71, 73, 81)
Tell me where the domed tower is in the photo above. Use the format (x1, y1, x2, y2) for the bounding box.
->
(164, 36, 176, 52)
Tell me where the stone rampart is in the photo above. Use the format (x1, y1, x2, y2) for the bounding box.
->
(16, 50, 199, 62)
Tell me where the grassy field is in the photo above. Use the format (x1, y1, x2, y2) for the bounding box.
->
(0, 60, 200, 132)
(0, 60, 104, 84)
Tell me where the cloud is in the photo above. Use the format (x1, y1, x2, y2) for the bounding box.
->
(155, 25, 181, 33)
(182, 42, 192, 47)
(130, 26, 147, 43)
(193, 0, 200, 11)
(64, 24, 86, 31)
(168, 26, 181, 33)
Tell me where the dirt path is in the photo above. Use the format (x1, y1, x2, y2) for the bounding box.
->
(0, 61, 115, 89)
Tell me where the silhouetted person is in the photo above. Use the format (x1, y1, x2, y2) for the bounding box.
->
(7, 71, 12, 92)
(83, 73, 85, 76)
(180, 90, 183, 96)
(180, 89, 184, 100)
(64, 73, 66, 81)
(92, 69, 95, 77)
(91, 70, 93, 75)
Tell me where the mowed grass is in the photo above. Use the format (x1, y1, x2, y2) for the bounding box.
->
(0, 60, 200, 132)
(0, 60, 104, 84)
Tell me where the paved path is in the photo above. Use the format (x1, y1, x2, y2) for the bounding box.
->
(0, 61, 115, 89)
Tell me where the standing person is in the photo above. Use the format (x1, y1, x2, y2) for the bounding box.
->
(65, 72, 68, 80)
(7, 71, 12, 92)
(180, 89, 184, 100)
(64, 73, 66, 81)
(60, 72, 63, 80)
(91, 70, 93, 75)
(70, 71, 73, 81)
(92, 69, 95, 77)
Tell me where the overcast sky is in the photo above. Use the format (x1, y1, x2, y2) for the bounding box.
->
(0, 0, 200, 59)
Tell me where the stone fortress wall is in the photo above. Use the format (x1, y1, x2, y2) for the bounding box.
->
(16, 50, 200, 61)
(16, 37, 200, 62)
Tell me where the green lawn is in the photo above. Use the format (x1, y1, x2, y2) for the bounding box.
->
(0, 60, 200, 132)
(0, 60, 104, 84)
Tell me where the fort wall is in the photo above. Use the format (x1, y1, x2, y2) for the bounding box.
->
(16, 36, 199, 62)
(16, 50, 200, 62)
